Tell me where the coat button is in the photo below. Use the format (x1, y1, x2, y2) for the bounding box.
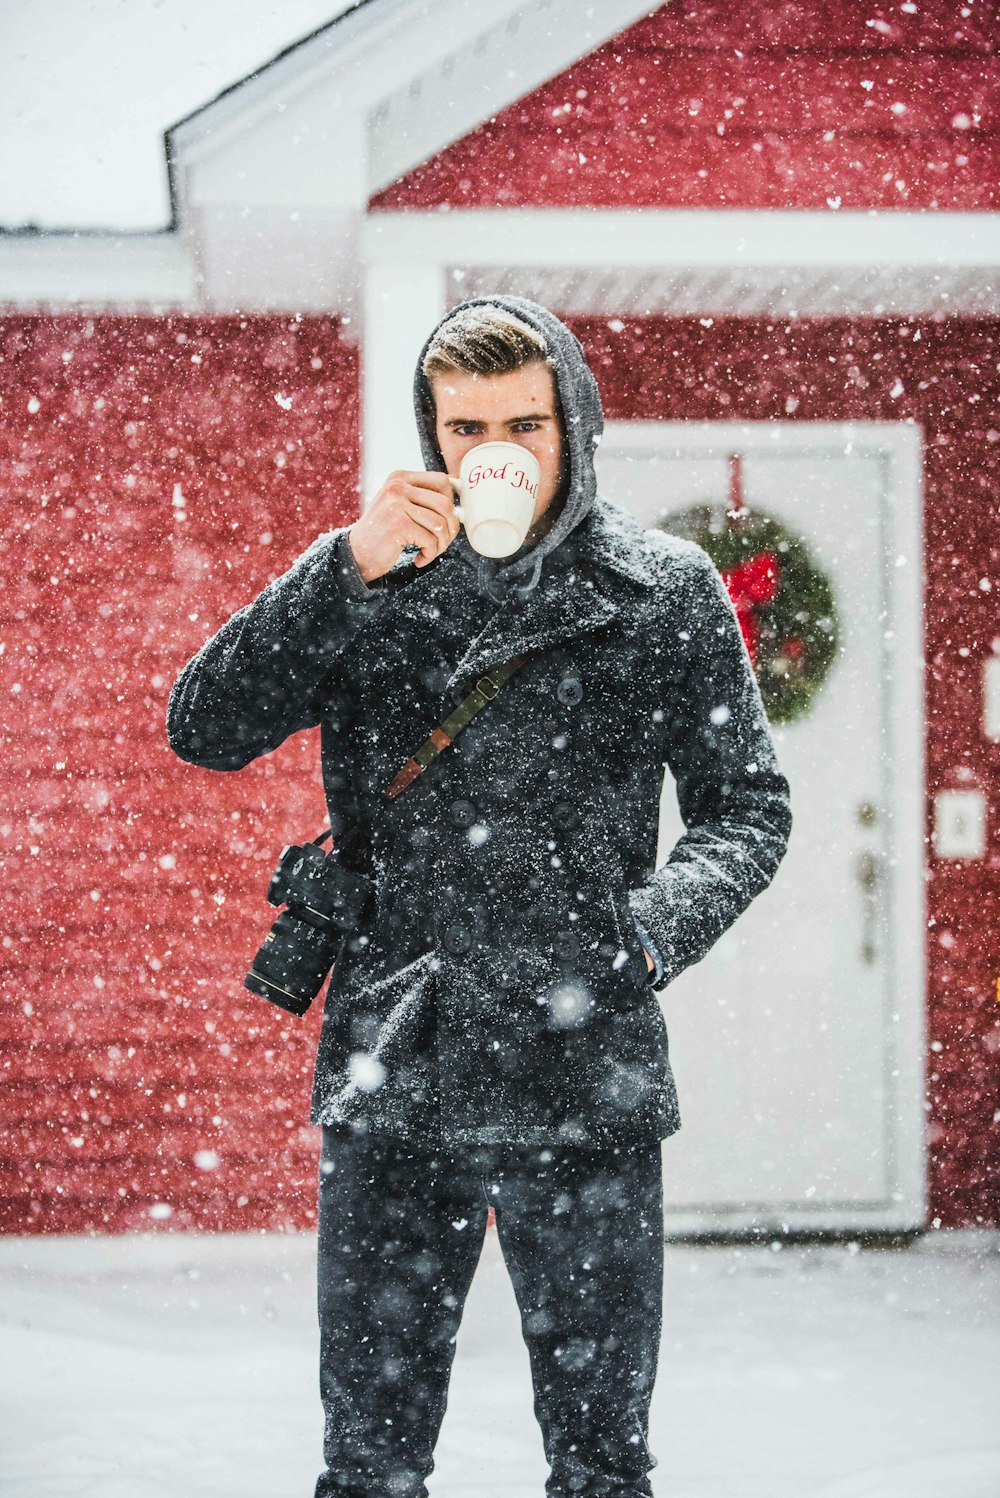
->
(449, 797, 476, 828)
(552, 930, 580, 961)
(556, 674, 584, 706)
(443, 921, 472, 955)
(552, 800, 580, 830)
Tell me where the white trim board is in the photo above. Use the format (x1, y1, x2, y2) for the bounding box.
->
(6, 207, 998, 315)
(364, 209, 1000, 270)
(0, 232, 197, 311)
(168, 0, 656, 201)
(599, 419, 927, 1235)
(364, 209, 1000, 318)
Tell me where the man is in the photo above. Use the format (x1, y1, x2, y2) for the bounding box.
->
(167, 296, 792, 1498)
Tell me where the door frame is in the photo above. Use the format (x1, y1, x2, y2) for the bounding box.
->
(599, 419, 927, 1236)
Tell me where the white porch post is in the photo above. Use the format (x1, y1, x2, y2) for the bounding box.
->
(361, 258, 447, 505)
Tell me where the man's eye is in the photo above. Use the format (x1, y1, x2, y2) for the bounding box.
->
(455, 425, 538, 437)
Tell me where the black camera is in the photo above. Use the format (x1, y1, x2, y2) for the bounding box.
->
(244, 832, 375, 1018)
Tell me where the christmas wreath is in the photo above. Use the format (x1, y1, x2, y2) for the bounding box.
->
(656, 478, 839, 726)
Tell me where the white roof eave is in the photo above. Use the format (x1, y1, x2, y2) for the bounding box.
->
(2, 0, 998, 317)
(167, 0, 658, 211)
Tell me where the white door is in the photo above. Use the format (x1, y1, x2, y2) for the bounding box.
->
(599, 422, 927, 1234)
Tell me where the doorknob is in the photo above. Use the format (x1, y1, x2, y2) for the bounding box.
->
(855, 801, 880, 965)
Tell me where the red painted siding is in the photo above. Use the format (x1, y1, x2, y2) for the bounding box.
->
(371, 0, 999, 210)
(2, 309, 997, 1232)
(1, 315, 359, 1234)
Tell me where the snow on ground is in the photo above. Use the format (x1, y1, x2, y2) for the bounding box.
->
(1, 1226, 998, 1498)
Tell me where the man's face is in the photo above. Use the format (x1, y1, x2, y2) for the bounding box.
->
(430, 359, 567, 546)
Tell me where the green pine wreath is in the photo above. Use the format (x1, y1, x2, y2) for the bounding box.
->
(656, 503, 839, 725)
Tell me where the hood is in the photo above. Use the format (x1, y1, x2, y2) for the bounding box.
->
(412, 295, 604, 597)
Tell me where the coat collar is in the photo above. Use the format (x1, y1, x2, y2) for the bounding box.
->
(383, 497, 658, 700)
(574, 495, 660, 592)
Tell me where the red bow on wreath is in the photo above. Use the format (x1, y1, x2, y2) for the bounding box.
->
(719, 551, 779, 667)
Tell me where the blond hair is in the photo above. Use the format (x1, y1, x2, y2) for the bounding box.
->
(422, 305, 550, 384)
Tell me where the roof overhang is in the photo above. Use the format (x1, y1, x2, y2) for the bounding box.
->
(1, 0, 997, 320)
(0, 0, 656, 314)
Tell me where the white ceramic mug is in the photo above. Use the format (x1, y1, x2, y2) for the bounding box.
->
(452, 441, 541, 557)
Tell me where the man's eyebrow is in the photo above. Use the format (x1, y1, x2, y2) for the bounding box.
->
(443, 411, 554, 427)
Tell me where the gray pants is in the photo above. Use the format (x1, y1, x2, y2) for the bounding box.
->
(314, 1123, 664, 1498)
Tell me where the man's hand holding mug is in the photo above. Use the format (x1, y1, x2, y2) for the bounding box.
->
(348, 471, 461, 585)
(349, 442, 544, 584)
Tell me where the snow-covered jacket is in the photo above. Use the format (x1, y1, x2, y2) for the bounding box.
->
(166, 295, 792, 1147)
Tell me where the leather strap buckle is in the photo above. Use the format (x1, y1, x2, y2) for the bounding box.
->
(386, 652, 532, 800)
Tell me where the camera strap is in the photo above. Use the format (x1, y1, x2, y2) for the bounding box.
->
(302, 653, 534, 851)
(385, 653, 534, 801)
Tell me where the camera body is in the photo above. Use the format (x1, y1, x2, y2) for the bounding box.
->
(244, 839, 375, 1017)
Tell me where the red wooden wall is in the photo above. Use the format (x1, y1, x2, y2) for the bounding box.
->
(1, 315, 359, 1234)
(372, 0, 999, 211)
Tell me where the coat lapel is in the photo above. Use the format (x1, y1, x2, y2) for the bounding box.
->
(384, 496, 658, 701)
(443, 566, 620, 698)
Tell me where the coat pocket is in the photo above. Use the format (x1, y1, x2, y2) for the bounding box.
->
(534, 880, 650, 1015)
(313, 946, 440, 1129)
(339, 946, 440, 1075)
(603, 880, 654, 995)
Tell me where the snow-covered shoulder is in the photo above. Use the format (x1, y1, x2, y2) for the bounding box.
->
(639, 519, 716, 579)
(587, 492, 719, 604)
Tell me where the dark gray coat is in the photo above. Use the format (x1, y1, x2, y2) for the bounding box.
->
(166, 297, 792, 1148)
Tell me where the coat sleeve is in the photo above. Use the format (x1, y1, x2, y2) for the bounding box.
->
(165, 527, 388, 772)
(627, 543, 793, 989)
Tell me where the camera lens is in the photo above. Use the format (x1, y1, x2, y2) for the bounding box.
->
(244, 909, 344, 1017)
